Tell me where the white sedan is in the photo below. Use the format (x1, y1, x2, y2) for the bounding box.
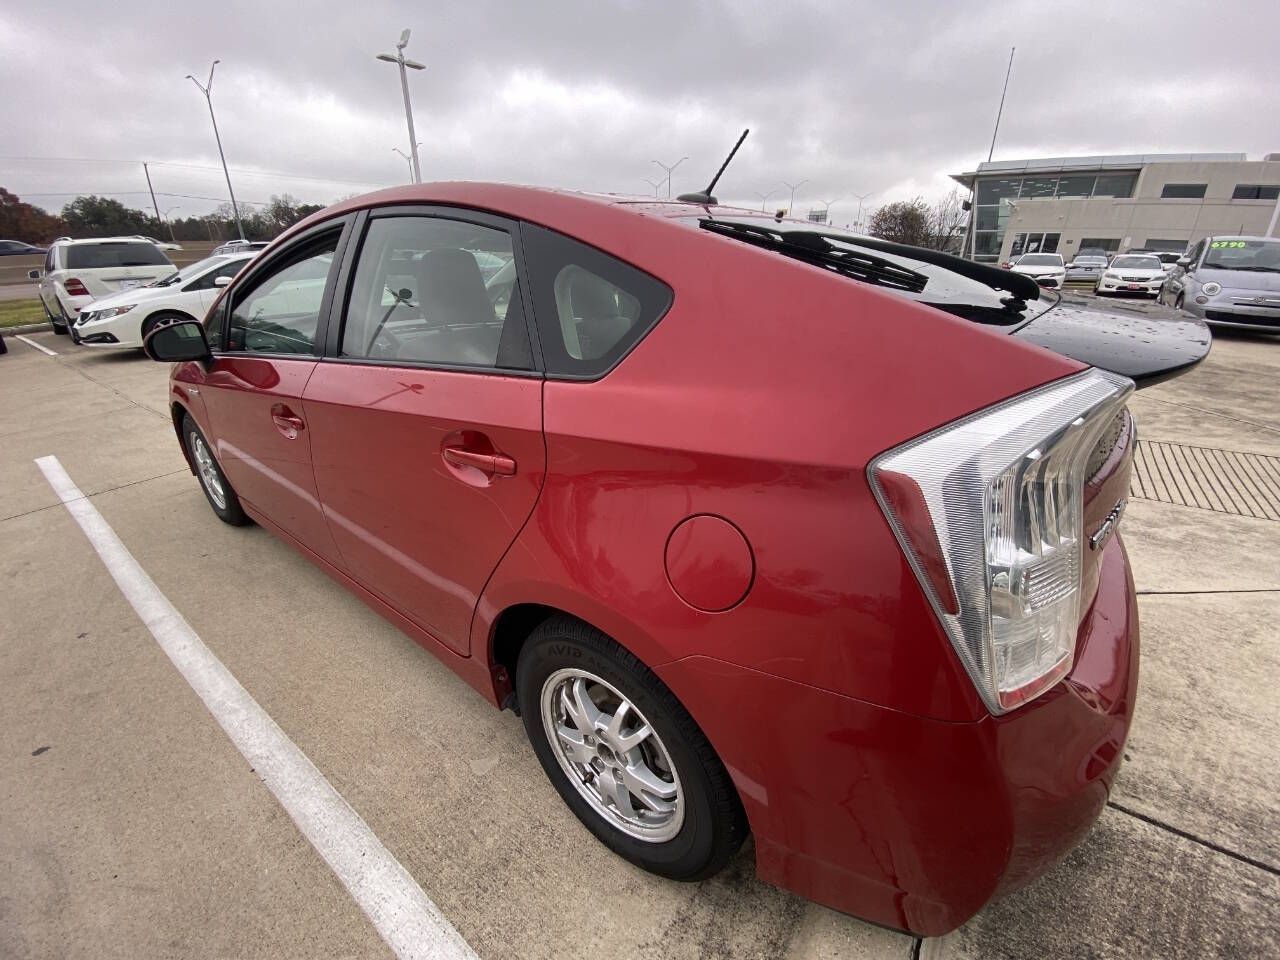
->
(71, 253, 254, 348)
(1095, 254, 1166, 297)
(1009, 252, 1067, 289)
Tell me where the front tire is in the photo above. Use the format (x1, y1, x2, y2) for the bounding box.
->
(517, 616, 747, 881)
(142, 310, 194, 343)
(183, 415, 250, 526)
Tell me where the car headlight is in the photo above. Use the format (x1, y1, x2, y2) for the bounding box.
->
(871, 369, 1133, 714)
(1201, 282, 1221, 296)
(1102, 272, 1119, 280)
(90, 305, 136, 321)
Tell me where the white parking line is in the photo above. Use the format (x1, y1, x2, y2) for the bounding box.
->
(34, 454, 478, 960)
(14, 334, 57, 356)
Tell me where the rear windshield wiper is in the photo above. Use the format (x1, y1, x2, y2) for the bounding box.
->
(700, 219, 929, 293)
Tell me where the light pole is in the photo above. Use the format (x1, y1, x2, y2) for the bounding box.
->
(754, 189, 779, 212)
(160, 205, 180, 243)
(851, 191, 874, 232)
(377, 29, 425, 184)
(185, 60, 245, 241)
(393, 144, 421, 184)
(642, 178, 664, 198)
(651, 156, 688, 198)
(781, 179, 809, 216)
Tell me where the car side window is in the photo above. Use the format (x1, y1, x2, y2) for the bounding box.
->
(186, 259, 247, 292)
(340, 216, 532, 370)
(520, 223, 673, 379)
(227, 236, 338, 355)
(45, 248, 56, 272)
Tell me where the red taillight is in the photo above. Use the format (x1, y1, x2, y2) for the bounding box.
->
(876, 469, 960, 615)
(63, 278, 90, 297)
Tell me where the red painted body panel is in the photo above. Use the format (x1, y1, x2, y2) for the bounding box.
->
(170, 183, 1141, 937)
(199, 356, 344, 565)
(301, 363, 545, 654)
(653, 536, 1138, 936)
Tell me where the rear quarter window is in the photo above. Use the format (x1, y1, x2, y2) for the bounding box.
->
(65, 243, 171, 269)
(520, 223, 672, 379)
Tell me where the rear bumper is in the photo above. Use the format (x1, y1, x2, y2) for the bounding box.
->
(655, 535, 1139, 937)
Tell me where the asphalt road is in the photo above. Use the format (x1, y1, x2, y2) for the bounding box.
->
(1, 326, 1277, 959)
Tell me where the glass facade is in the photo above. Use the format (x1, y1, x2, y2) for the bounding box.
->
(969, 171, 1138, 262)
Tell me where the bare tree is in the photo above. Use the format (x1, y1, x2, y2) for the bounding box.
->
(926, 188, 968, 253)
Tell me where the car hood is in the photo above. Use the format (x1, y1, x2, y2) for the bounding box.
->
(1011, 298, 1211, 387)
(1195, 267, 1280, 292)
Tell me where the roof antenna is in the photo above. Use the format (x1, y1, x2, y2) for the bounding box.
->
(677, 128, 749, 205)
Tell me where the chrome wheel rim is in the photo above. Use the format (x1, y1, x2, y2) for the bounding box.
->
(540, 668, 684, 842)
(191, 434, 227, 510)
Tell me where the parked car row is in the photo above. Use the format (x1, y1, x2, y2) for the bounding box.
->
(26, 235, 257, 345)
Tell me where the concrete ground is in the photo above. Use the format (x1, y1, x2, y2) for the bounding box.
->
(1, 321, 1277, 959)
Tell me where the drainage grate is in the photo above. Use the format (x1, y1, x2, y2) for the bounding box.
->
(1131, 441, 1280, 521)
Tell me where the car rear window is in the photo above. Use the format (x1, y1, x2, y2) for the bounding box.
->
(65, 242, 171, 269)
(520, 223, 673, 379)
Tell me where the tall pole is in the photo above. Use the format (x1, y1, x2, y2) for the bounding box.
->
(643, 178, 663, 198)
(393, 146, 419, 184)
(754, 189, 778, 212)
(782, 179, 809, 216)
(652, 156, 688, 198)
(142, 163, 161, 226)
(1267, 190, 1280, 238)
(160, 206, 180, 242)
(851, 191, 874, 232)
(378, 31, 426, 184)
(988, 46, 1015, 163)
(186, 60, 245, 241)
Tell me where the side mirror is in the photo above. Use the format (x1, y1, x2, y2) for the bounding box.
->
(213, 275, 232, 287)
(1176, 257, 1191, 268)
(28, 269, 41, 280)
(143, 319, 211, 363)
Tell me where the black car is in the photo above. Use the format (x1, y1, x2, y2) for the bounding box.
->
(0, 240, 47, 256)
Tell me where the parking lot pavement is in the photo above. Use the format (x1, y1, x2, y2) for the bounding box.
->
(3, 329, 1278, 959)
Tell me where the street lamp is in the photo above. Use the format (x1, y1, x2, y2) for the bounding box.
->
(160, 205, 181, 243)
(393, 144, 422, 184)
(781, 178, 809, 216)
(185, 60, 245, 241)
(851, 191, 875, 232)
(377, 29, 426, 184)
(753, 189, 779, 212)
(642, 178, 664, 198)
(651, 156, 688, 198)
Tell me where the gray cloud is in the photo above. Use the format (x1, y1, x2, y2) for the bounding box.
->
(3, 0, 1277, 226)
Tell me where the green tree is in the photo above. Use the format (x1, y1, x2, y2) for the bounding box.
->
(60, 195, 156, 238)
(0, 188, 64, 243)
(867, 198, 932, 247)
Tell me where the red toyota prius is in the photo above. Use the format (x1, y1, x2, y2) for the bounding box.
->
(145, 183, 1144, 936)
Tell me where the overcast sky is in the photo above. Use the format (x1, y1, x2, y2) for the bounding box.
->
(3, 1, 1278, 226)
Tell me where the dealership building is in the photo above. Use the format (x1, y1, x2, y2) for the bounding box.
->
(951, 152, 1280, 262)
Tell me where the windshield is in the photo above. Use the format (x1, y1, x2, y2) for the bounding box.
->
(1202, 239, 1280, 272)
(65, 242, 172, 269)
(694, 215, 1055, 327)
(1018, 254, 1062, 266)
(1111, 256, 1161, 270)
(151, 255, 231, 287)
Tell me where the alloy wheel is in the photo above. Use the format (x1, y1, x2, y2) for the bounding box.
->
(191, 434, 227, 510)
(540, 668, 684, 842)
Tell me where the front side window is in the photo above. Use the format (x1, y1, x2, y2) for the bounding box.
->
(187, 258, 248, 292)
(521, 223, 673, 378)
(227, 234, 338, 355)
(340, 216, 531, 370)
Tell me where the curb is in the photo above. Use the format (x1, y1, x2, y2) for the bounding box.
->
(1, 322, 55, 335)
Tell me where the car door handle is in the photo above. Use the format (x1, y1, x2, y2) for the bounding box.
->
(442, 445, 516, 476)
(270, 403, 305, 439)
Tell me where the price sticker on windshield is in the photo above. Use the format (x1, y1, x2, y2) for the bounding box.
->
(1211, 241, 1248, 248)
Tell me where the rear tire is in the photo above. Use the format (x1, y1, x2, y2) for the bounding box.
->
(183, 415, 250, 526)
(516, 616, 748, 881)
